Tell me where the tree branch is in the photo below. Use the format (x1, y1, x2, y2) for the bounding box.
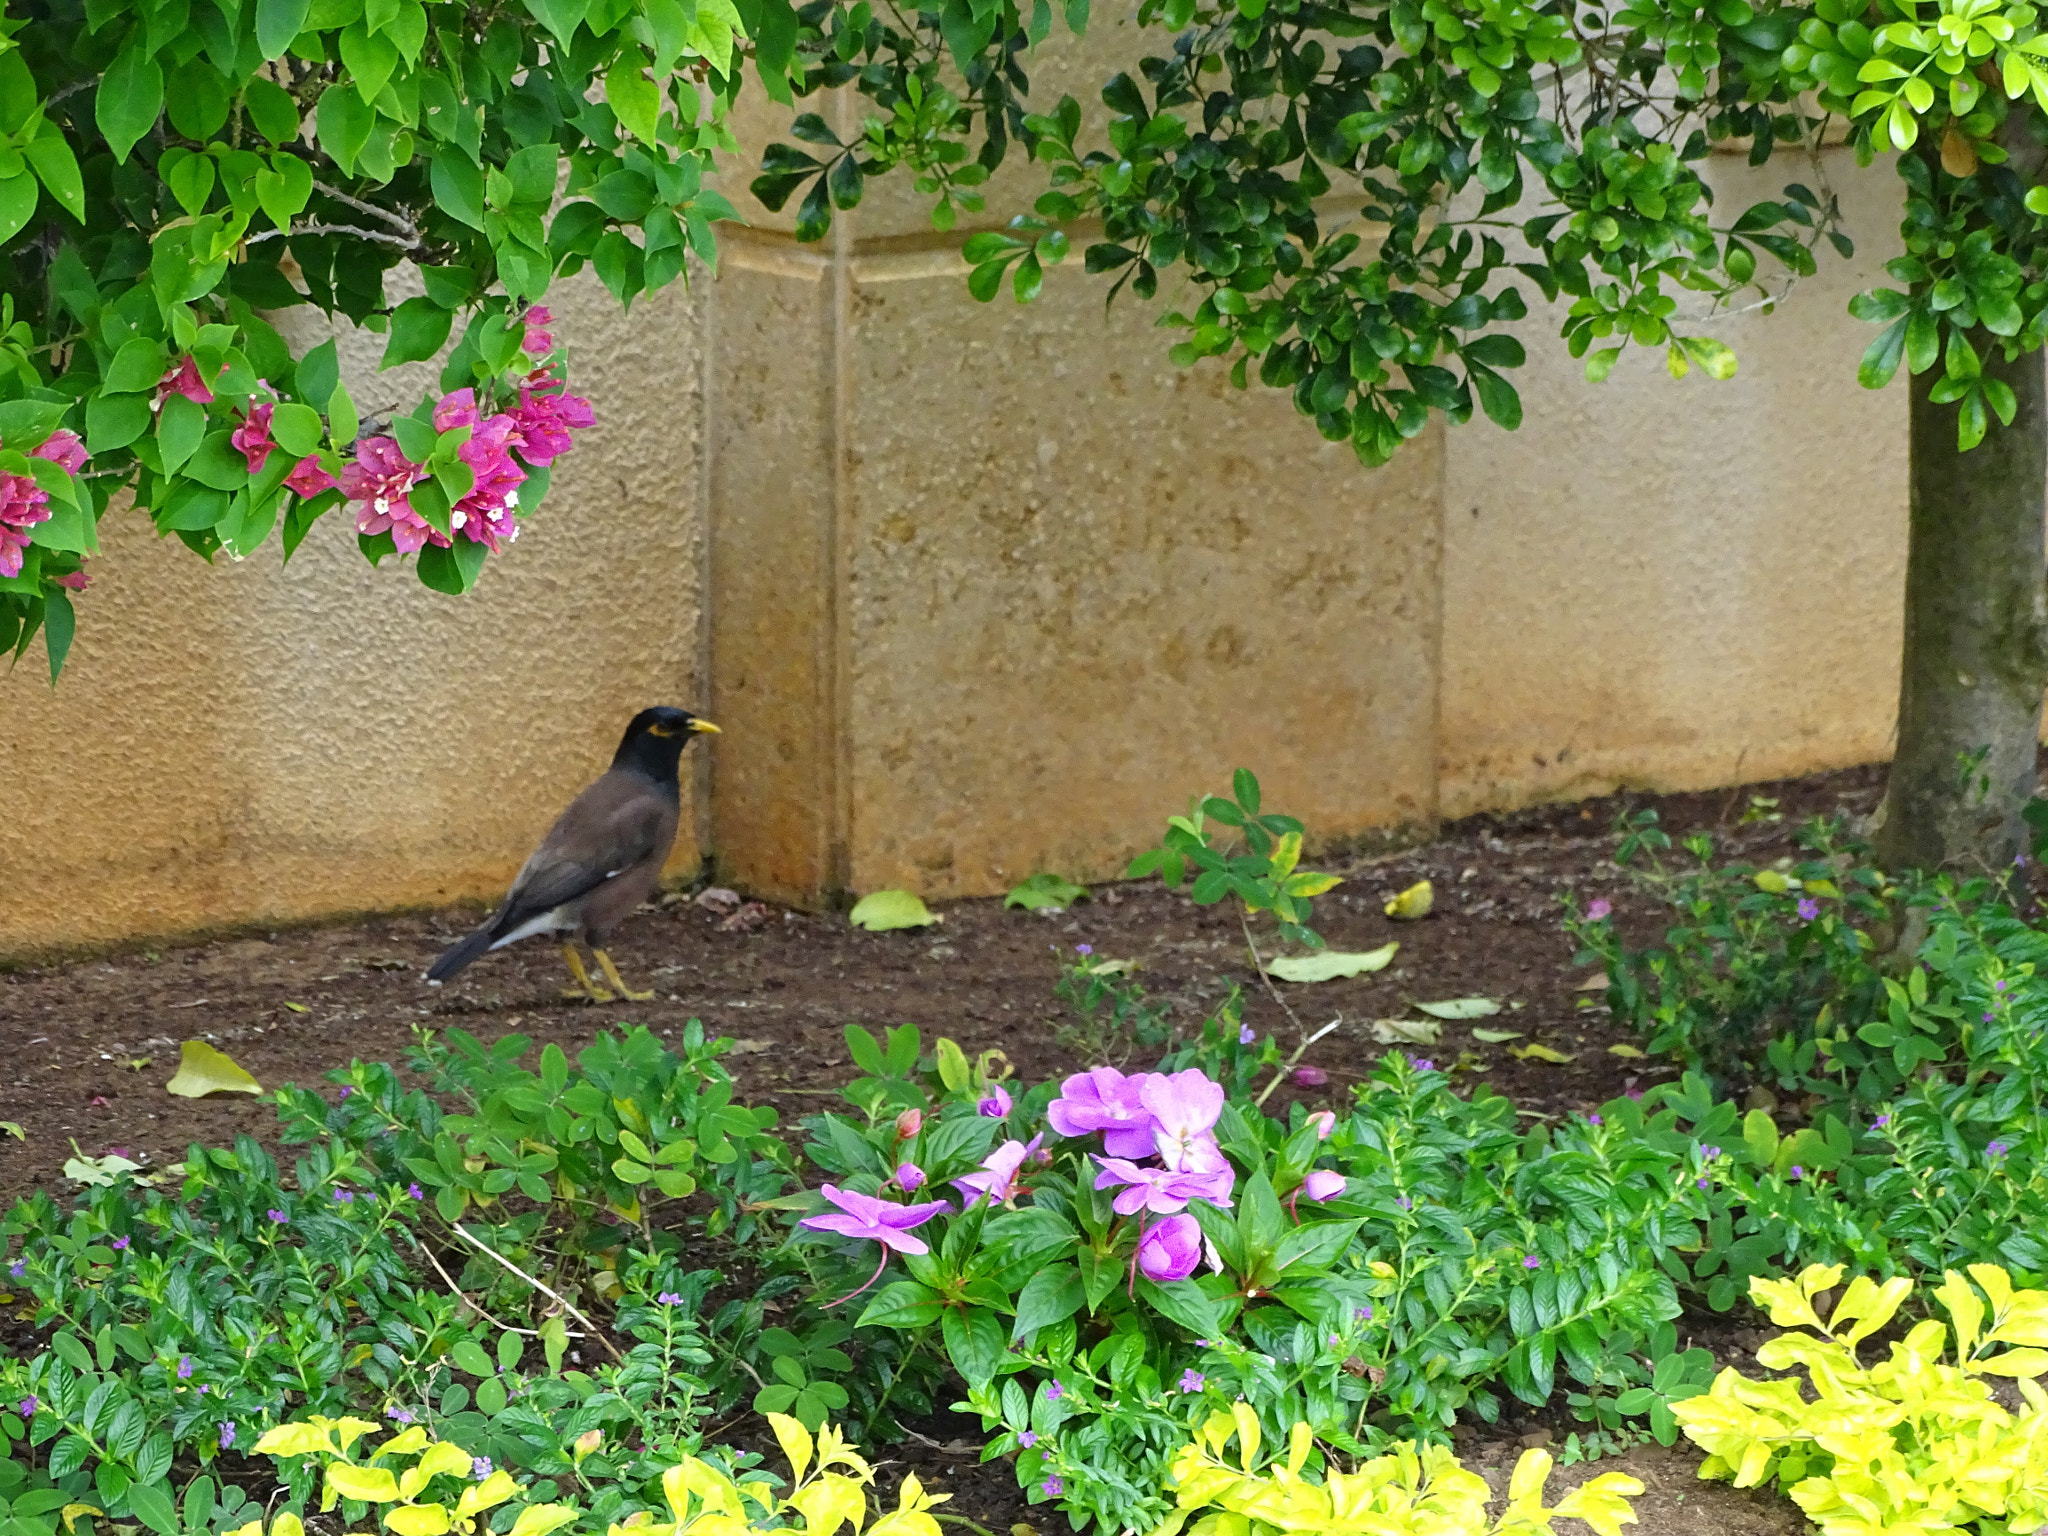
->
(311, 179, 420, 238)
(246, 222, 420, 248)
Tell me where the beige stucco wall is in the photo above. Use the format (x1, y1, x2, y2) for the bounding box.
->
(0, 13, 1934, 954)
(1439, 148, 1910, 816)
(0, 272, 706, 955)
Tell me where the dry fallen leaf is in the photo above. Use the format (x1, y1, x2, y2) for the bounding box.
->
(1368, 1017, 1442, 1045)
(1415, 997, 1501, 1019)
(1574, 973, 1610, 991)
(728, 1038, 775, 1055)
(1471, 1028, 1524, 1044)
(1509, 1043, 1577, 1065)
(1385, 880, 1434, 920)
(1267, 943, 1399, 983)
(166, 1040, 263, 1098)
(1607, 1043, 1647, 1059)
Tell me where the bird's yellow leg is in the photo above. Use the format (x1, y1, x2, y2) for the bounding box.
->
(593, 948, 654, 1003)
(560, 944, 614, 1003)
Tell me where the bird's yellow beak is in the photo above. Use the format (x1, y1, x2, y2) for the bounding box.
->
(690, 719, 722, 734)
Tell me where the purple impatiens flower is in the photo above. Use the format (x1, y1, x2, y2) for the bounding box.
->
(1585, 899, 1613, 921)
(977, 1084, 1013, 1119)
(895, 1162, 927, 1193)
(1137, 1213, 1203, 1282)
(799, 1184, 951, 1255)
(1299, 1170, 1347, 1203)
(1046, 1066, 1158, 1157)
(955, 1137, 1042, 1208)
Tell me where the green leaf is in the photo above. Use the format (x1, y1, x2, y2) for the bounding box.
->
(244, 79, 301, 145)
(257, 0, 312, 58)
(256, 155, 314, 232)
(1468, 364, 1522, 429)
(1858, 317, 1908, 390)
(606, 49, 662, 144)
(96, 43, 164, 164)
(384, 297, 453, 367)
(42, 587, 74, 681)
(0, 171, 34, 245)
(1415, 996, 1500, 1019)
(157, 393, 206, 475)
(24, 124, 85, 223)
(1135, 1277, 1222, 1337)
(1265, 943, 1398, 983)
(1679, 337, 1738, 381)
(1011, 1265, 1086, 1340)
(1005, 872, 1089, 910)
(432, 148, 485, 230)
(126, 1483, 178, 1536)
(417, 539, 486, 594)
(271, 403, 323, 457)
(849, 890, 939, 931)
(165, 1040, 262, 1096)
(86, 392, 152, 451)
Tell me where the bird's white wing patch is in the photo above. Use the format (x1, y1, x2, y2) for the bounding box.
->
(491, 905, 579, 949)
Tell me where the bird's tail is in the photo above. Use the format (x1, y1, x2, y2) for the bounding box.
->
(426, 926, 497, 983)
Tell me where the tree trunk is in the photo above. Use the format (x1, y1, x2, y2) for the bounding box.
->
(1875, 344, 2048, 874)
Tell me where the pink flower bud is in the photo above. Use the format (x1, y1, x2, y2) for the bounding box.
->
(1307, 1110, 1336, 1140)
(895, 1108, 923, 1141)
(1137, 1213, 1202, 1283)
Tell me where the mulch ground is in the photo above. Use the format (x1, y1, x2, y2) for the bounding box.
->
(2, 761, 1923, 1534)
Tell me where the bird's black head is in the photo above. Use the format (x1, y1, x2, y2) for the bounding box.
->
(613, 706, 720, 786)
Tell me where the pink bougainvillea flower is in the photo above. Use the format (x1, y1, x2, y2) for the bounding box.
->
(954, 1135, 1042, 1209)
(0, 472, 49, 529)
(51, 567, 90, 590)
(31, 429, 87, 474)
(1137, 1213, 1202, 1282)
(340, 437, 442, 552)
(1047, 1066, 1158, 1157)
(521, 305, 555, 358)
(1300, 1170, 1347, 1203)
(0, 521, 32, 579)
(156, 355, 216, 407)
(449, 413, 527, 551)
(1141, 1070, 1226, 1169)
(434, 389, 479, 434)
(798, 1183, 950, 1256)
(285, 456, 338, 499)
(511, 384, 594, 466)
(231, 402, 276, 474)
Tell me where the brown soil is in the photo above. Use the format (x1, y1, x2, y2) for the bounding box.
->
(0, 764, 1902, 1535)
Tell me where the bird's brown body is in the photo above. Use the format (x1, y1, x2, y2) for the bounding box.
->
(426, 707, 717, 1002)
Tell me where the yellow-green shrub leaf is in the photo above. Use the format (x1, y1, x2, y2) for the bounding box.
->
(849, 890, 939, 931)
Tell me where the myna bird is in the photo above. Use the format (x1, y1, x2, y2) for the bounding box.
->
(426, 706, 720, 1002)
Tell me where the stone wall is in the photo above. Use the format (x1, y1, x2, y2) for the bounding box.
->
(0, 17, 1926, 955)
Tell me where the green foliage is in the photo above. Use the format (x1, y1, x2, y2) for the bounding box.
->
(1051, 948, 1177, 1065)
(1568, 809, 1917, 1085)
(0, 0, 767, 670)
(1128, 769, 1342, 949)
(1674, 1263, 2048, 1532)
(0, 1133, 464, 1521)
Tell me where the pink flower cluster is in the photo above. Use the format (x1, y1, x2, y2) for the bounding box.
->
(0, 430, 87, 580)
(1050, 1067, 1238, 1217)
(338, 381, 592, 555)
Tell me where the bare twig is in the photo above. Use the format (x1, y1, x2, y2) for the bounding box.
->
(311, 179, 419, 238)
(246, 221, 419, 248)
(446, 1222, 624, 1362)
(46, 77, 98, 108)
(1254, 1016, 1344, 1109)
(408, 1231, 584, 1341)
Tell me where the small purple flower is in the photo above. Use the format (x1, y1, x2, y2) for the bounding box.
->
(895, 1162, 927, 1193)
(2017, 855, 2029, 868)
(407, 1183, 424, 1200)
(177, 1357, 193, 1380)
(1696, 1177, 1710, 1189)
(1292, 1066, 1328, 1087)
(799, 1184, 952, 1254)
(977, 1085, 1013, 1119)
(1354, 1305, 1372, 1321)
(1587, 1114, 1602, 1127)
(197, 1384, 208, 1395)
(267, 1209, 288, 1224)
(218, 1423, 235, 1450)
(340, 1086, 353, 1099)
(1395, 1195, 1412, 1211)
(1412, 1058, 1436, 1073)
(471, 1458, 493, 1480)
(17, 1397, 36, 1418)
(1797, 898, 1820, 922)
(1586, 899, 1613, 921)
(1984, 1012, 1997, 1023)
(1018, 1430, 1038, 1447)
(1044, 1381, 1064, 1401)
(1989, 1141, 2011, 1158)
(1873, 1114, 1890, 1129)
(1789, 1165, 1804, 1181)
(332, 1188, 354, 1204)
(1178, 1368, 1205, 1393)
(1996, 979, 2010, 992)
(1042, 1478, 1063, 1497)
(656, 1291, 684, 1305)
(1701, 1146, 1721, 1161)
(7, 1261, 21, 1278)
(1239, 1024, 1255, 1045)
(1075, 944, 1092, 955)
(388, 1407, 415, 1423)
(1522, 1254, 1540, 1270)
(111, 1236, 130, 1251)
